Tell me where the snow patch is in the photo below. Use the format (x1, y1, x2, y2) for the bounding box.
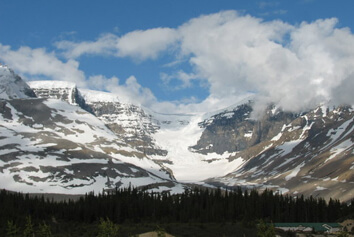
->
(325, 139, 353, 163)
(285, 162, 305, 181)
(244, 131, 253, 138)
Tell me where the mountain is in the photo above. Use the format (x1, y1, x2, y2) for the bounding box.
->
(0, 64, 36, 99)
(202, 103, 354, 202)
(1, 66, 353, 201)
(28, 80, 92, 113)
(0, 69, 184, 194)
(79, 89, 168, 157)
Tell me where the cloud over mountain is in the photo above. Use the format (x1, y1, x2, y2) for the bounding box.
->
(1, 10, 354, 116)
(176, 11, 354, 115)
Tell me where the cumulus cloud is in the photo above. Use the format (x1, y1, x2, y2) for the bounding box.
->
(0, 44, 86, 87)
(55, 28, 178, 61)
(177, 11, 295, 110)
(160, 70, 199, 90)
(116, 28, 179, 61)
(174, 11, 354, 115)
(86, 74, 158, 107)
(55, 33, 119, 59)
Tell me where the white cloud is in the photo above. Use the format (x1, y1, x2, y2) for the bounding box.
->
(55, 33, 119, 59)
(0, 43, 164, 110)
(160, 70, 199, 90)
(55, 28, 178, 61)
(116, 27, 178, 61)
(0, 44, 86, 87)
(111, 75, 157, 105)
(86, 74, 120, 91)
(2, 10, 354, 117)
(175, 11, 354, 115)
(86, 74, 158, 107)
(177, 11, 294, 108)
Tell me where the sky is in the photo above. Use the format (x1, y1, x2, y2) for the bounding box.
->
(0, 0, 354, 116)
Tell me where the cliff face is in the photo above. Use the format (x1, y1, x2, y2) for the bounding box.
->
(28, 81, 93, 113)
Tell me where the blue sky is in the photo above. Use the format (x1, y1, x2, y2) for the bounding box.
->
(1, 0, 354, 114)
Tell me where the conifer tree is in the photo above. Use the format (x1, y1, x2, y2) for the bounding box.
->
(37, 221, 52, 237)
(256, 220, 275, 237)
(23, 216, 35, 237)
(6, 220, 19, 237)
(97, 217, 119, 237)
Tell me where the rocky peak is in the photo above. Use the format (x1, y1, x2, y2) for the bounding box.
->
(0, 64, 36, 100)
(190, 102, 299, 154)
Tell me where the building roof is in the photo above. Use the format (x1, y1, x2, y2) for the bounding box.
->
(274, 223, 342, 232)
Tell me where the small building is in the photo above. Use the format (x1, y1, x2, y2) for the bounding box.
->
(137, 231, 175, 237)
(274, 223, 342, 233)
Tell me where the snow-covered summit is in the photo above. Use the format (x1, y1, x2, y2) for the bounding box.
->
(80, 88, 133, 104)
(28, 80, 87, 107)
(28, 80, 77, 90)
(0, 64, 36, 100)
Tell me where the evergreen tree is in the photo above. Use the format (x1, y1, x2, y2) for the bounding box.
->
(256, 220, 275, 237)
(23, 216, 35, 237)
(37, 221, 52, 237)
(6, 220, 19, 237)
(97, 217, 119, 237)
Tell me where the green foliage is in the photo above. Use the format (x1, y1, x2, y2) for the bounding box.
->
(6, 220, 19, 237)
(23, 216, 35, 237)
(257, 220, 275, 237)
(337, 231, 349, 237)
(37, 221, 52, 237)
(97, 217, 119, 237)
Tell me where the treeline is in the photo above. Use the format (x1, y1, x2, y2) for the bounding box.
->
(0, 187, 353, 226)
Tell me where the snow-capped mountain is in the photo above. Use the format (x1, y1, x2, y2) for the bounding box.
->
(202, 103, 354, 202)
(0, 71, 184, 194)
(1, 67, 353, 201)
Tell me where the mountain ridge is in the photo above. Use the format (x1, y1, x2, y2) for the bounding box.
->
(1, 68, 353, 201)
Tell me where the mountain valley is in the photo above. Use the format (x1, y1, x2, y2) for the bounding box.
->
(1, 64, 353, 202)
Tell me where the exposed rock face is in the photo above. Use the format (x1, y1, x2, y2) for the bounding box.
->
(191, 102, 299, 154)
(85, 100, 167, 156)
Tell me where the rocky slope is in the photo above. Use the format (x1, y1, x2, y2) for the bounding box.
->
(80, 89, 168, 157)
